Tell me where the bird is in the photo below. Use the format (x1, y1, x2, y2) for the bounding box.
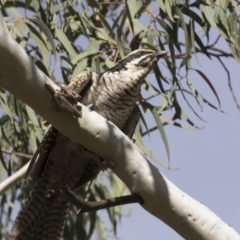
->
(8, 49, 167, 240)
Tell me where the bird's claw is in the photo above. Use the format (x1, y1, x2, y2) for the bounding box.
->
(45, 84, 81, 118)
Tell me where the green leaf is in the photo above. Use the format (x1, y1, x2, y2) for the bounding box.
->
(7, 152, 15, 177)
(71, 40, 103, 65)
(152, 107, 170, 160)
(130, 29, 166, 50)
(34, 60, 49, 77)
(165, 0, 174, 22)
(180, 55, 191, 69)
(127, 0, 137, 18)
(181, 109, 204, 128)
(72, 58, 88, 79)
(126, 0, 146, 35)
(13, 121, 20, 134)
(157, 17, 173, 36)
(30, 18, 57, 61)
(180, 5, 205, 27)
(0, 125, 12, 147)
(139, 112, 149, 137)
(104, 58, 115, 68)
(200, 0, 216, 26)
(26, 23, 48, 49)
(0, 91, 13, 121)
(96, 11, 115, 38)
(189, 20, 195, 55)
(95, 216, 106, 240)
(77, 14, 88, 37)
(95, 28, 117, 43)
(25, 106, 39, 127)
(134, 129, 169, 168)
(25, 0, 33, 9)
(159, 96, 171, 112)
(60, 55, 74, 68)
(55, 28, 77, 59)
(227, 12, 240, 58)
(32, 0, 40, 11)
(0, 147, 8, 171)
(50, 2, 68, 14)
(28, 24, 49, 67)
(159, 114, 200, 130)
(88, 0, 99, 8)
(143, 102, 170, 160)
(194, 31, 211, 59)
(29, 129, 38, 153)
(134, 19, 149, 35)
(192, 69, 221, 107)
(153, 63, 167, 94)
(176, 7, 191, 69)
(186, 80, 225, 113)
(156, 0, 166, 12)
(172, 87, 207, 122)
(142, 79, 158, 95)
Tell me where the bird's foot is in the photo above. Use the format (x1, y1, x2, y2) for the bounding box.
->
(45, 84, 81, 117)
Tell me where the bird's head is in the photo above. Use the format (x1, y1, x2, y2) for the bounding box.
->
(108, 49, 167, 80)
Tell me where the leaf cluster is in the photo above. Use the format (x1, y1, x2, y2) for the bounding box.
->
(0, 0, 239, 239)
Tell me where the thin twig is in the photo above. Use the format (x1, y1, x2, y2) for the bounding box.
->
(217, 57, 240, 112)
(47, 188, 143, 214)
(1, 148, 33, 159)
(208, 35, 221, 48)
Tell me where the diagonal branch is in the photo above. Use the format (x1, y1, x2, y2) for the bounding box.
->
(0, 162, 30, 194)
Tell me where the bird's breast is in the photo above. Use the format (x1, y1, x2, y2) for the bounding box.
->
(80, 72, 140, 128)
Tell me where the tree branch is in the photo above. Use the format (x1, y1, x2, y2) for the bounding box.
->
(0, 13, 239, 240)
(0, 162, 30, 194)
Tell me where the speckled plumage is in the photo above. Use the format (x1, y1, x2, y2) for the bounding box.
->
(9, 49, 166, 240)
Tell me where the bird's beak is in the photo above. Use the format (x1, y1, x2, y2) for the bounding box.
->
(155, 51, 168, 58)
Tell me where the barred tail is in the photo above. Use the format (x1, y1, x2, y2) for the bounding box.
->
(8, 178, 69, 240)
